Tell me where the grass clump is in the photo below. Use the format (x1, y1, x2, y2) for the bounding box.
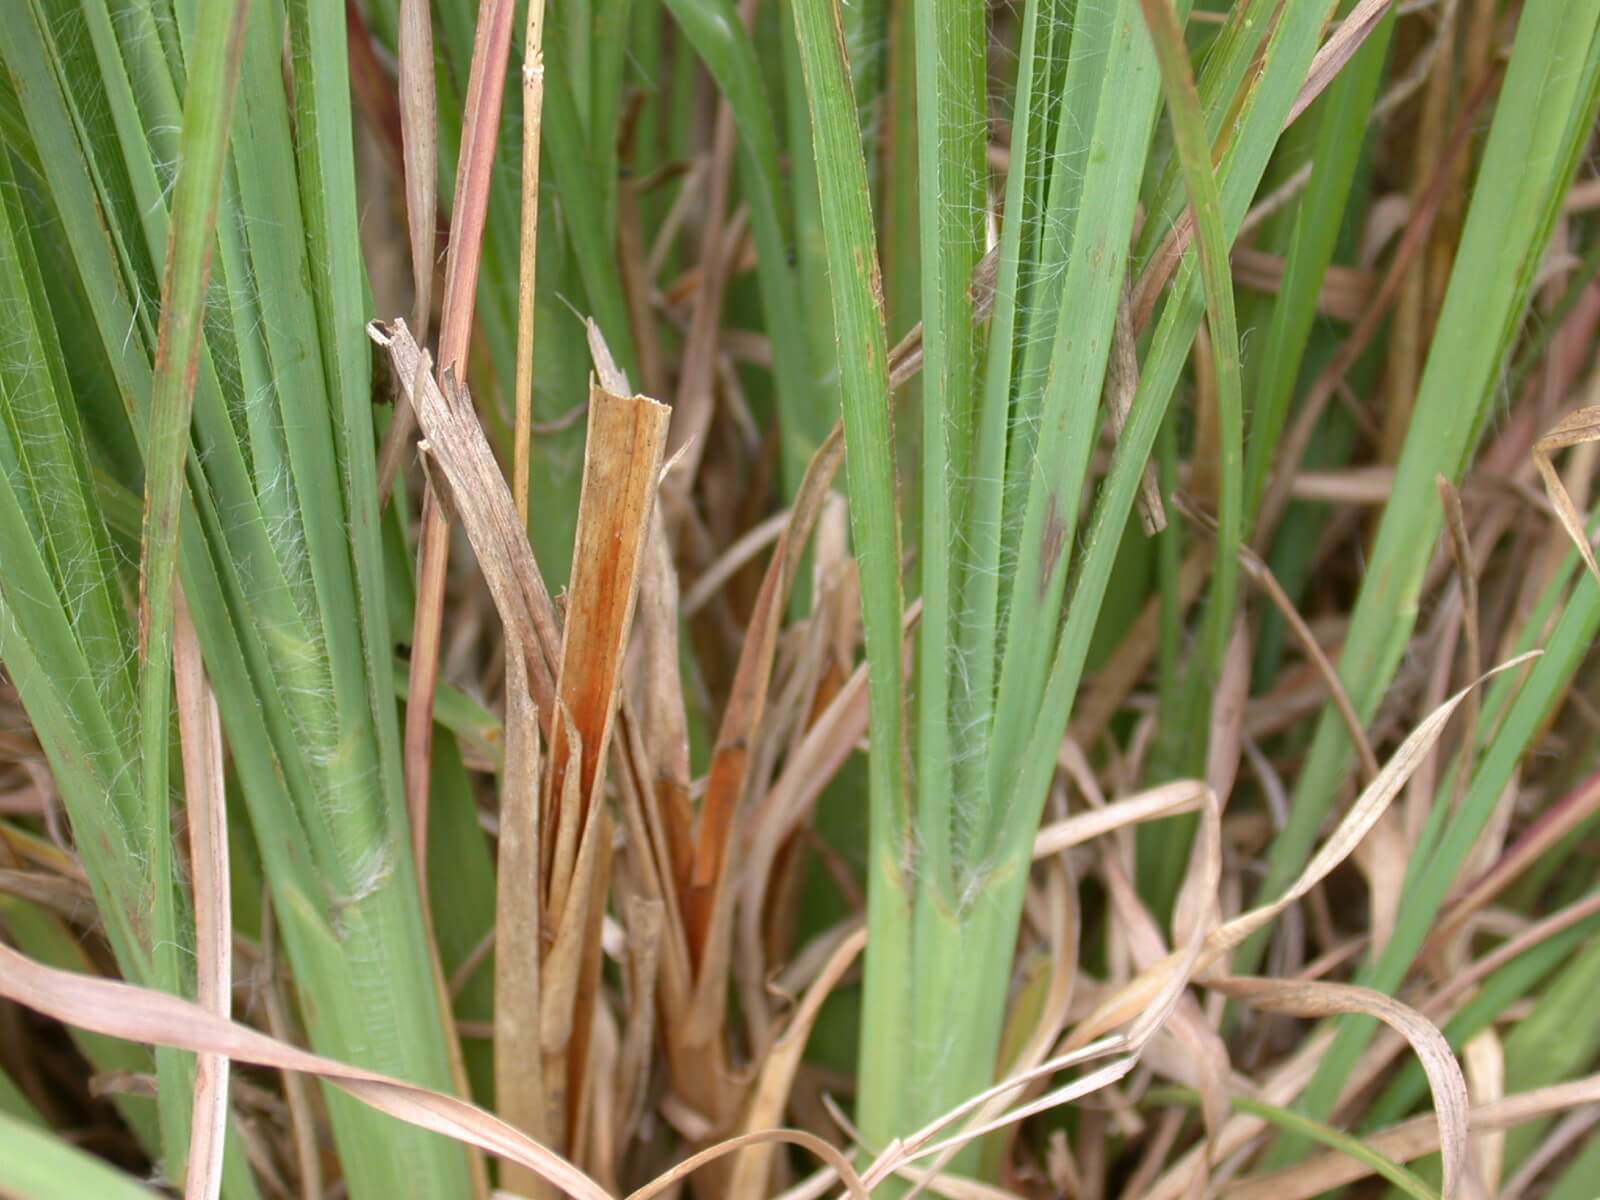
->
(1, 0, 1599, 1198)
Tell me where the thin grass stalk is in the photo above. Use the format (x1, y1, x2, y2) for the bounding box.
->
(376, 0, 438, 502)
(515, 0, 549, 525)
(406, 0, 517, 911)
(135, 1, 250, 1179)
(1136, 0, 1244, 908)
(785, 0, 909, 1163)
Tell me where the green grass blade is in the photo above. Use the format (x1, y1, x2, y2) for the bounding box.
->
(0, 1110, 160, 1200)
(1241, 5, 1394, 518)
(1136, 0, 1244, 905)
(109, 0, 247, 1178)
(986, 0, 1164, 853)
(786, 0, 908, 1155)
(909, 0, 986, 895)
(1249, 0, 1600, 960)
(1003, 0, 1342, 859)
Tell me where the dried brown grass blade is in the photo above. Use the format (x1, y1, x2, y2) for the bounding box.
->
(375, 0, 440, 503)
(681, 511, 790, 617)
(627, 509, 694, 896)
(684, 426, 847, 1001)
(665, 104, 741, 496)
(682, 550, 785, 962)
(494, 647, 549, 1198)
(1098, 848, 1231, 1159)
(538, 708, 587, 1149)
(1069, 655, 1537, 1046)
(1211, 976, 1468, 1197)
(624, 1129, 868, 1200)
(1533, 405, 1600, 585)
(538, 384, 667, 1150)
(728, 927, 866, 1195)
(405, 483, 451, 894)
(1222, 1071, 1600, 1199)
(586, 318, 632, 397)
(735, 601, 921, 1011)
(1203, 654, 1536, 965)
(371, 322, 563, 709)
(0, 941, 610, 1200)
(513, 0, 549, 524)
(616, 895, 663, 1147)
(173, 588, 229, 1200)
(398, 0, 437, 339)
(1463, 1029, 1505, 1195)
(1286, 0, 1396, 127)
(397, 0, 517, 945)
(437, 0, 516, 372)
(1205, 617, 1251, 804)
(569, 825, 613, 1173)
(1032, 781, 1209, 860)
(544, 385, 669, 843)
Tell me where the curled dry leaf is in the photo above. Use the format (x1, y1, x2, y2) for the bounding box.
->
(1532, 404, 1600, 586)
(0, 940, 611, 1200)
(622, 1128, 869, 1200)
(684, 423, 845, 971)
(1208, 976, 1468, 1198)
(1032, 780, 1209, 860)
(1222, 1071, 1600, 1200)
(1065, 654, 1536, 1058)
(728, 926, 866, 1195)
